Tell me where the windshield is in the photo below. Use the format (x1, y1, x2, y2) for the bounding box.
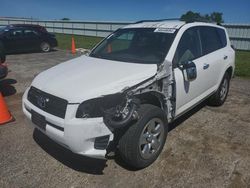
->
(90, 28, 176, 64)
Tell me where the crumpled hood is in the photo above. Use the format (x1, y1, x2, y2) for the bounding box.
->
(31, 55, 157, 103)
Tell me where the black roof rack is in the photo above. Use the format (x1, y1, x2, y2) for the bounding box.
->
(135, 18, 180, 24)
(180, 17, 215, 23)
(134, 18, 218, 25)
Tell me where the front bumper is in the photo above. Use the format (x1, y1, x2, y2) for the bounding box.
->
(22, 88, 113, 159)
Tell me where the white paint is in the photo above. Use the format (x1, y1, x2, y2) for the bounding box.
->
(171, 22, 235, 116)
(32, 55, 157, 103)
(123, 21, 185, 29)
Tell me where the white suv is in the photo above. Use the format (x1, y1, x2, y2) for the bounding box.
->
(22, 20, 235, 169)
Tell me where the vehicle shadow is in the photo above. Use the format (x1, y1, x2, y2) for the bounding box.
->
(33, 128, 107, 175)
(0, 78, 17, 96)
(114, 101, 207, 171)
(168, 101, 207, 131)
(33, 101, 207, 173)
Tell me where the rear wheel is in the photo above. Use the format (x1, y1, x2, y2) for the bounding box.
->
(208, 72, 230, 106)
(40, 42, 51, 52)
(118, 104, 168, 169)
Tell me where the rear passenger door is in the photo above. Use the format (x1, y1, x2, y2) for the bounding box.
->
(198, 26, 227, 89)
(23, 29, 41, 51)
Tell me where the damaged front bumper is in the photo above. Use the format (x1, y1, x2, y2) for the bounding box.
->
(22, 89, 114, 159)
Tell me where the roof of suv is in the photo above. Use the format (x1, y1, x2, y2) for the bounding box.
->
(124, 20, 186, 29)
(123, 20, 222, 30)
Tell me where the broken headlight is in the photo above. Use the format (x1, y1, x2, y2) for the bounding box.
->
(76, 93, 126, 118)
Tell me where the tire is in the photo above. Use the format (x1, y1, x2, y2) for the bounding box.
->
(0, 53, 6, 64)
(118, 104, 168, 169)
(0, 42, 6, 64)
(40, 42, 51, 52)
(208, 72, 230, 106)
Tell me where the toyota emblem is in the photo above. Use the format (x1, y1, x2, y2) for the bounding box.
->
(37, 96, 48, 108)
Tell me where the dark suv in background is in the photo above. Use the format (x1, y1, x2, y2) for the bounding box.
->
(0, 24, 57, 53)
(0, 47, 7, 79)
(0, 46, 5, 63)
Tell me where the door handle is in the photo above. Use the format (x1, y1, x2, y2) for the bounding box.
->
(203, 63, 209, 70)
(224, 55, 228, 60)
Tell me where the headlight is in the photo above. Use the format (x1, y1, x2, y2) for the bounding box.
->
(76, 93, 126, 118)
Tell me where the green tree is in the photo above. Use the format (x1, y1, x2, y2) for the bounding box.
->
(61, 18, 70, 21)
(180, 11, 202, 22)
(210, 12, 224, 23)
(180, 11, 224, 24)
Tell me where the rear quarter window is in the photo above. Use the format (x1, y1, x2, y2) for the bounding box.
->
(216, 28, 227, 48)
(199, 26, 223, 55)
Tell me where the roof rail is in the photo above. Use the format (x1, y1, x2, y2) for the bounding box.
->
(135, 18, 180, 24)
(135, 18, 219, 25)
(180, 17, 213, 23)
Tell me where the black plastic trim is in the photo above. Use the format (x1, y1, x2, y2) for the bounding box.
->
(25, 106, 64, 132)
(27, 86, 68, 119)
(94, 135, 110, 150)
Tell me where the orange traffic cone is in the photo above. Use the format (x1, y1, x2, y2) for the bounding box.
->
(0, 92, 13, 125)
(71, 36, 76, 54)
(107, 44, 112, 53)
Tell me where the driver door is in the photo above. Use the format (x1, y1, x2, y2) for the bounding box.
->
(173, 27, 209, 116)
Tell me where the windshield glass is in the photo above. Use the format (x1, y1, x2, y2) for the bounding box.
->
(90, 28, 176, 64)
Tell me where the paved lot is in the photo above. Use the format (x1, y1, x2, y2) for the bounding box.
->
(0, 51, 250, 188)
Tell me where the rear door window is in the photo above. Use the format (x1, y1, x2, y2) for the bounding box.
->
(199, 26, 223, 55)
(24, 29, 39, 37)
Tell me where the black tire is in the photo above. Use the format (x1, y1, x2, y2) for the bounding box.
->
(0, 42, 6, 64)
(118, 104, 168, 169)
(0, 53, 6, 64)
(40, 42, 51, 52)
(208, 72, 230, 106)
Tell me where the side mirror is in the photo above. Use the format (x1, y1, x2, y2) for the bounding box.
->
(179, 61, 197, 82)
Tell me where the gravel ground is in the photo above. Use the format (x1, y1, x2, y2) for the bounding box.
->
(0, 51, 250, 188)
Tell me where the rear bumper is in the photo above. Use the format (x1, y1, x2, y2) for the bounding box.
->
(22, 88, 114, 159)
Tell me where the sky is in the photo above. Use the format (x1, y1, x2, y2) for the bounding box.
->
(1, 0, 250, 23)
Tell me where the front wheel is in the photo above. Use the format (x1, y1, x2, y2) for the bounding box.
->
(40, 42, 51, 52)
(208, 72, 230, 106)
(118, 104, 168, 169)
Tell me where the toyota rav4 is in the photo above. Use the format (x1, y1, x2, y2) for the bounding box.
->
(22, 20, 235, 169)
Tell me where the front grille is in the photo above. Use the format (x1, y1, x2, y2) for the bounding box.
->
(28, 86, 68, 119)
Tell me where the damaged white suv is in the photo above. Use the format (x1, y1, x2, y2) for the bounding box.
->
(22, 20, 235, 169)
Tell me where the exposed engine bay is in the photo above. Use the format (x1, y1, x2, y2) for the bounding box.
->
(75, 59, 175, 131)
